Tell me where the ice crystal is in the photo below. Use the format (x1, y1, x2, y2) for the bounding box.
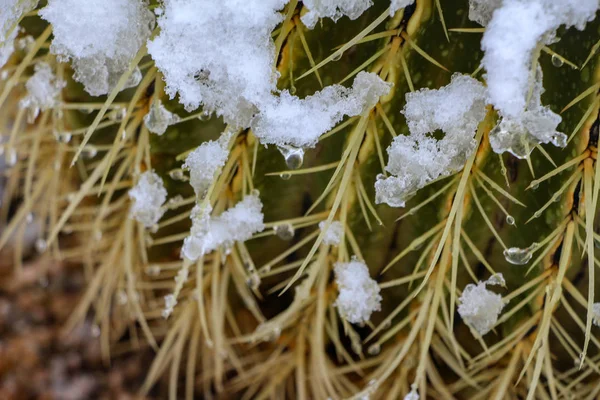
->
(593, 303, 600, 327)
(40, 0, 154, 96)
(143, 99, 181, 136)
(182, 133, 230, 198)
(128, 171, 167, 228)
(148, 0, 287, 126)
(334, 259, 382, 324)
(489, 65, 566, 158)
(19, 62, 65, 121)
(375, 74, 486, 207)
(481, 0, 599, 120)
(0, 0, 38, 67)
(458, 273, 507, 335)
(181, 194, 265, 261)
(301, 0, 373, 29)
(251, 72, 391, 148)
(319, 220, 344, 246)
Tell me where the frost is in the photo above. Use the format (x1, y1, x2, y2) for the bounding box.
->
(128, 171, 167, 228)
(481, 0, 599, 120)
(182, 133, 230, 198)
(143, 99, 181, 135)
(40, 0, 154, 96)
(181, 194, 265, 261)
(334, 259, 382, 324)
(251, 72, 391, 148)
(0, 0, 38, 67)
(390, 0, 415, 16)
(319, 220, 344, 246)
(593, 303, 600, 327)
(458, 273, 507, 335)
(375, 74, 486, 207)
(301, 0, 373, 29)
(148, 0, 287, 126)
(19, 62, 65, 121)
(467, 0, 502, 26)
(489, 65, 566, 158)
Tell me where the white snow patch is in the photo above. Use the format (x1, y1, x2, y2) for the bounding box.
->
(334, 259, 381, 324)
(489, 65, 566, 158)
(181, 194, 265, 261)
(301, 0, 373, 29)
(482, 0, 599, 120)
(319, 220, 344, 246)
(128, 171, 168, 228)
(40, 0, 154, 96)
(182, 133, 230, 198)
(375, 74, 487, 207)
(390, 0, 415, 17)
(148, 0, 287, 126)
(0, 0, 38, 67)
(19, 62, 65, 121)
(458, 273, 507, 336)
(251, 71, 391, 148)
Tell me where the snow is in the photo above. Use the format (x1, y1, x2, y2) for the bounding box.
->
(481, 0, 600, 120)
(319, 220, 344, 246)
(593, 303, 600, 327)
(375, 74, 486, 207)
(19, 62, 65, 121)
(334, 259, 381, 324)
(128, 171, 168, 228)
(148, 0, 287, 126)
(458, 274, 506, 335)
(0, 0, 38, 67)
(390, 0, 415, 17)
(182, 133, 230, 198)
(143, 99, 181, 135)
(489, 65, 566, 158)
(467, 0, 502, 26)
(301, 0, 373, 29)
(40, 0, 154, 96)
(403, 387, 419, 400)
(181, 193, 265, 261)
(251, 72, 391, 148)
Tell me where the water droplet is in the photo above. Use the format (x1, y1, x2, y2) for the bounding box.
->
(289, 85, 297, 95)
(503, 243, 538, 265)
(35, 238, 47, 253)
(26, 212, 34, 223)
(285, 149, 304, 170)
(199, 110, 211, 121)
(54, 130, 72, 143)
(551, 54, 564, 67)
(81, 146, 97, 159)
(332, 51, 343, 61)
(531, 182, 540, 191)
(274, 223, 295, 240)
(533, 210, 541, 219)
(367, 343, 381, 355)
(169, 169, 187, 181)
(146, 264, 161, 276)
(506, 215, 515, 225)
(280, 173, 291, 180)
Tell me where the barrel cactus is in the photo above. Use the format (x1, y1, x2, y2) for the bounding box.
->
(2, 0, 600, 398)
